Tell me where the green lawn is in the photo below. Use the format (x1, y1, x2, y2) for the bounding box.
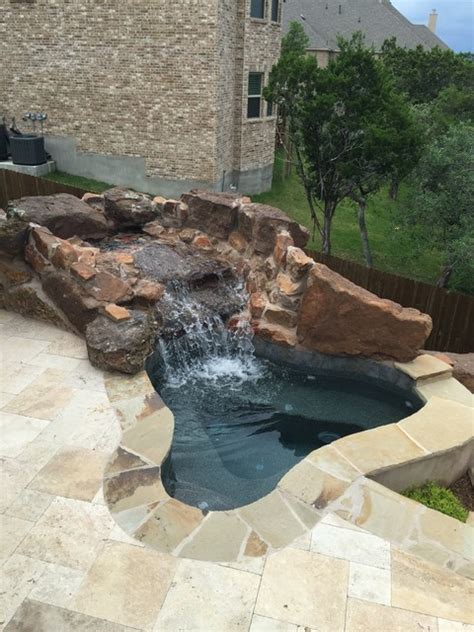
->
(44, 171, 113, 193)
(253, 154, 443, 285)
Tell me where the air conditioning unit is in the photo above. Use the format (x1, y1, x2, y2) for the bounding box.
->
(10, 134, 46, 166)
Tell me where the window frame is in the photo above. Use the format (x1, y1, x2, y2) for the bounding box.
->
(247, 72, 264, 120)
(270, 0, 281, 23)
(250, 0, 266, 20)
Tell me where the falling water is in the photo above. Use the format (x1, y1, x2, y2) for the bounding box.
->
(155, 280, 265, 388)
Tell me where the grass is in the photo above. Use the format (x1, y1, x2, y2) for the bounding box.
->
(252, 153, 443, 285)
(402, 481, 469, 523)
(44, 171, 113, 193)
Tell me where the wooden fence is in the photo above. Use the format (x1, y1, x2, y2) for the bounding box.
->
(1, 170, 472, 352)
(305, 250, 474, 354)
(0, 169, 86, 209)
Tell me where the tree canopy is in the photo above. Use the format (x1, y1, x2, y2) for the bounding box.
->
(396, 123, 474, 292)
(381, 39, 474, 104)
(266, 30, 421, 258)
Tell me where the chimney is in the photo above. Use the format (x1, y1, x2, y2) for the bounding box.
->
(428, 9, 438, 33)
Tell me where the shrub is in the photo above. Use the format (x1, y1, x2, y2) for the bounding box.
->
(402, 481, 468, 522)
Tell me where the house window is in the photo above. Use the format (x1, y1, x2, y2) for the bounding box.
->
(271, 0, 280, 22)
(250, 0, 265, 19)
(247, 73, 263, 118)
(267, 100, 274, 117)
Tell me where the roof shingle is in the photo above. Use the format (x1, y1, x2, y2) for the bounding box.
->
(282, 0, 450, 51)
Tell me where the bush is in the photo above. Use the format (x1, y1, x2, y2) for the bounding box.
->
(402, 481, 468, 522)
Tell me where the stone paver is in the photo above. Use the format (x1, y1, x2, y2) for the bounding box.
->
(4, 600, 138, 632)
(73, 541, 178, 629)
(238, 490, 307, 549)
(0, 412, 49, 458)
(0, 515, 34, 564)
(345, 599, 438, 632)
(395, 354, 453, 381)
(2, 369, 75, 421)
(333, 424, 428, 474)
(17, 497, 114, 571)
(255, 548, 349, 630)
(28, 563, 86, 609)
(5, 488, 53, 522)
(153, 560, 260, 631)
(0, 311, 472, 631)
(28, 447, 108, 502)
(179, 512, 249, 561)
(398, 396, 474, 452)
(391, 549, 474, 623)
(348, 562, 391, 605)
(249, 615, 315, 631)
(311, 518, 391, 569)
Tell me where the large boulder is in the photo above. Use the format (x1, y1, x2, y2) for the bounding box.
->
(133, 242, 231, 286)
(297, 264, 432, 362)
(42, 271, 99, 333)
(181, 190, 240, 239)
(85, 311, 158, 374)
(239, 204, 309, 256)
(0, 218, 29, 257)
(103, 188, 157, 228)
(0, 279, 69, 329)
(8, 194, 109, 240)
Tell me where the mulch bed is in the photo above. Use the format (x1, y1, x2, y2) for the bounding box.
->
(449, 472, 474, 512)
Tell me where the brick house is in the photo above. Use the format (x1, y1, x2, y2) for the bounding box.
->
(282, 0, 449, 68)
(1, 0, 282, 196)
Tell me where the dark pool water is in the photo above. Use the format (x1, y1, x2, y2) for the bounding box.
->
(148, 356, 423, 511)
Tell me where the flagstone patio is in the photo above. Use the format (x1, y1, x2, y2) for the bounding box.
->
(0, 310, 473, 631)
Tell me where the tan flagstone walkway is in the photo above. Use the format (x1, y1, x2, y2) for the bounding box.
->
(0, 310, 473, 631)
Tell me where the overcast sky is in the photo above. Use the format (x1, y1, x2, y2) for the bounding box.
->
(392, 0, 473, 52)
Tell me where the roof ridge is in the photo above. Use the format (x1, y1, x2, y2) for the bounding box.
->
(382, 1, 432, 47)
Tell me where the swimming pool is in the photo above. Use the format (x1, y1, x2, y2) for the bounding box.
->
(147, 353, 423, 511)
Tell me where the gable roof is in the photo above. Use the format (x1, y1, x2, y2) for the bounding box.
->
(282, 0, 450, 51)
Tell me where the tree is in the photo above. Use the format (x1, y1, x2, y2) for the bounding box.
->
(266, 32, 421, 261)
(281, 20, 309, 58)
(397, 123, 474, 292)
(381, 39, 474, 104)
(268, 22, 311, 176)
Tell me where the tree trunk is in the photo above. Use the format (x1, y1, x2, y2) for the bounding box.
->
(322, 211, 332, 256)
(284, 137, 292, 178)
(436, 263, 454, 288)
(357, 198, 373, 267)
(282, 119, 292, 179)
(389, 174, 399, 200)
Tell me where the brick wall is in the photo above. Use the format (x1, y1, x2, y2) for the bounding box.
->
(233, 1, 282, 175)
(1, 0, 281, 191)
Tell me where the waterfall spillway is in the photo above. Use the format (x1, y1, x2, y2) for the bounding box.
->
(154, 280, 264, 388)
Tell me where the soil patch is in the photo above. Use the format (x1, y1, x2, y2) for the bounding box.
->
(449, 472, 474, 512)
